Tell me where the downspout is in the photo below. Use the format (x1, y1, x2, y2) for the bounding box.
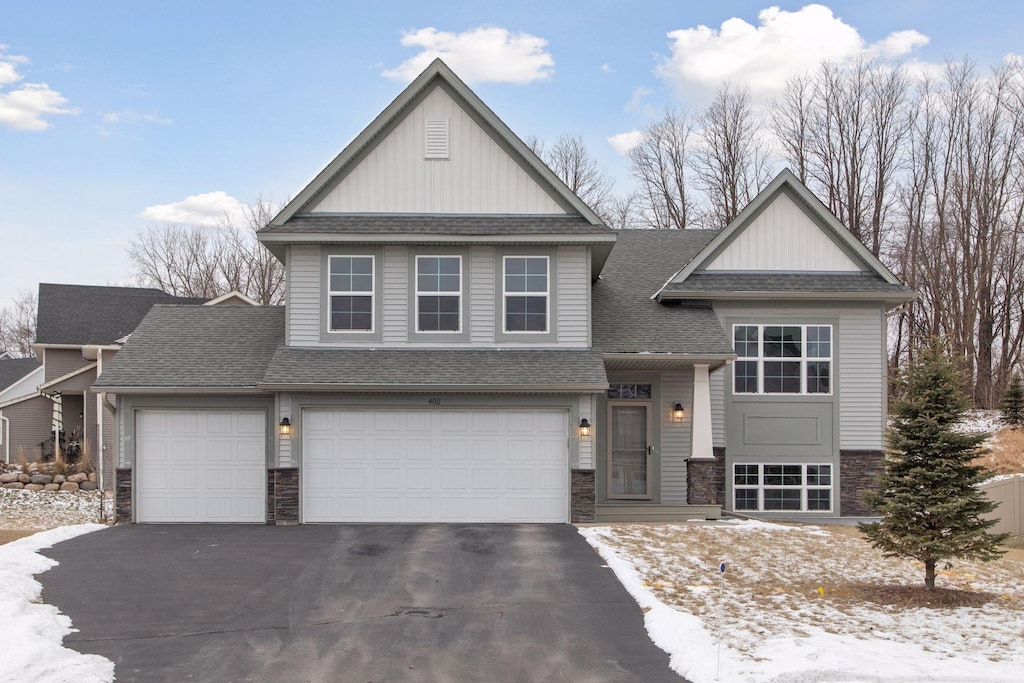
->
(1, 415, 9, 464)
(101, 392, 117, 496)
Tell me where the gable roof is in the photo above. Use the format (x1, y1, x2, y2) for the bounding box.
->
(34, 284, 207, 347)
(658, 169, 910, 300)
(0, 356, 41, 393)
(267, 58, 604, 228)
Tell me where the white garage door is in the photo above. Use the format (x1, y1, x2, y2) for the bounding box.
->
(136, 410, 266, 523)
(303, 409, 569, 523)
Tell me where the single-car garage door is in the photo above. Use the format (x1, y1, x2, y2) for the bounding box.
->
(136, 410, 266, 523)
(303, 409, 569, 523)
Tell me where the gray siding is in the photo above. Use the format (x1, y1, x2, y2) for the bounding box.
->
(43, 348, 89, 382)
(287, 245, 320, 346)
(382, 246, 408, 343)
(661, 372, 693, 504)
(711, 369, 726, 448)
(469, 246, 495, 343)
(0, 394, 53, 460)
(556, 246, 589, 346)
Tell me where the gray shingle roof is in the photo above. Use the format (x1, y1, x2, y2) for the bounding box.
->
(35, 284, 207, 346)
(261, 347, 608, 389)
(663, 272, 915, 296)
(93, 306, 284, 390)
(260, 214, 613, 236)
(592, 230, 735, 355)
(0, 356, 41, 392)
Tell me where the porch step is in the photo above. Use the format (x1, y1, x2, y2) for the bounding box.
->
(594, 503, 722, 523)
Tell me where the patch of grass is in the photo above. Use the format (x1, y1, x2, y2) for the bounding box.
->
(977, 427, 1024, 475)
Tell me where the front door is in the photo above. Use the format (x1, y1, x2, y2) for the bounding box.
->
(607, 402, 652, 499)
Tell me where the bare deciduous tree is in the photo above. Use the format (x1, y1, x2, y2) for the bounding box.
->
(0, 290, 37, 357)
(628, 108, 696, 229)
(528, 134, 615, 219)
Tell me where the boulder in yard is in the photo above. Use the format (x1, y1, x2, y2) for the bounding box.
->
(0, 472, 19, 484)
(3, 482, 25, 489)
(43, 483, 60, 491)
(67, 473, 89, 484)
(24, 483, 44, 492)
(29, 474, 53, 485)
(59, 482, 80, 492)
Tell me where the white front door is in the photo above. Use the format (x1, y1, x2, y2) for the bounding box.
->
(302, 408, 569, 523)
(135, 410, 266, 523)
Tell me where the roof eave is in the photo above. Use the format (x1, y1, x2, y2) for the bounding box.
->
(257, 382, 609, 393)
(657, 290, 918, 304)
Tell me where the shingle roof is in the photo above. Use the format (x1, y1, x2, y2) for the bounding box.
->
(663, 272, 915, 296)
(93, 306, 284, 390)
(260, 347, 608, 389)
(260, 214, 613, 236)
(34, 284, 207, 346)
(0, 356, 41, 392)
(592, 230, 735, 356)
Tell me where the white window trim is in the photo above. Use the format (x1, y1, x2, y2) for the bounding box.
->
(415, 255, 462, 334)
(502, 255, 550, 334)
(328, 254, 375, 333)
(733, 324, 833, 395)
(733, 463, 833, 512)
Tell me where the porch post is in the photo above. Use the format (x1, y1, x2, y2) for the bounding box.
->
(690, 364, 714, 461)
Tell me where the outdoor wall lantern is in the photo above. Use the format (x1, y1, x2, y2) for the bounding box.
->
(579, 418, 591, 438)
(673, 403, 685, 422)
(279, 417, 291, 437)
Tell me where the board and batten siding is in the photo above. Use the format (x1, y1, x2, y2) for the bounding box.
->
(311, 86, 567, 215)
(286, 244, 589, 348)
(713, 303, 886, 450)
(660, 372, 693, 503)
(42, 348, 90, 382)
(705, 191, 862, 273)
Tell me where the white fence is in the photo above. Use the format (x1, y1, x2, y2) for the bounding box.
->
(981, 475, 1024, 537)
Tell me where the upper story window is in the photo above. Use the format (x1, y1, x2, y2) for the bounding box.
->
(329, 256, 374, 332)
(503, 256, 549, 333)
(733, 324, 832, 395)
(416, 256, 461, 332)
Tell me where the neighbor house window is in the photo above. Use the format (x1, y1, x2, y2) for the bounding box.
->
(733, 464, 832, 512)
(416, 256, 461, 332)
(329, 256, 374, 331)
(503, 256, 548, 332)
(733, 325, 832, 394)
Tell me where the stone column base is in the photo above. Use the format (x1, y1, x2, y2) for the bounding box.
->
(571, 469, 596, 523)
(840, 450, 885, 516)
(268, 468, 299, 524)
(687, 447, 726, 505)
(115, 467, 132, 523)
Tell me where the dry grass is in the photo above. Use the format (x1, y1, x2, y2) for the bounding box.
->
(978, 426, 1024, 475)
(0, 529, 37, 545)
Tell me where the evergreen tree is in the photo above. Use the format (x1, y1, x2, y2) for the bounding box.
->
(1000, 372, 1024, 428)
(860, 339, 1008, 590)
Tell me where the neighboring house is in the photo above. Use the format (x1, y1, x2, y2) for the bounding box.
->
(94, 59, 914, 525)
(0, 352, 43, 463)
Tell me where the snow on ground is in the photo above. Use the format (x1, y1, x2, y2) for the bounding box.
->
(959, 409, 1003, 436)
(0, 489, 112, 530)
(0, 525, 114, 683)
(581, 521, 1024, 683)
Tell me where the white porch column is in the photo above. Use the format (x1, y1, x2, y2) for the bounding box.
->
(690, 364, 715, 460)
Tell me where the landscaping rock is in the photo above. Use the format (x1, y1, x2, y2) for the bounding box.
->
(43, 483, 60, 491)
(67, 473, 89, 484)
(59, 482, 80, 492)
(0, 472, 19, 484)
(88, 472, 96, 482)
(53, 474, 66, 484)
(29, 474, 53, 485)
(24, 483, 44, 491)
(18, 473, 30, 484)
(27, 462, 40, 473)
(79, 481, 98, 491)
(3, 482, 24, 489)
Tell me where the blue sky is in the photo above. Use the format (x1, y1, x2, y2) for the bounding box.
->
(2, 1, 1022, 306)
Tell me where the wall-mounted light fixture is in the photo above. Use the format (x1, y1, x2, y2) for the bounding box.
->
(579, 418, 591, 438)
(673, 403, 685, 422)
(279, 417, 291, 437)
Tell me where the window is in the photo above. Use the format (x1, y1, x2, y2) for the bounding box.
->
(503, 256, 548, 332)
(329, 256, 374, 332)
(607, 383, 653, 399)
(733, 325, 832, 394)
(416, 256, 461, 332)
(733, 464, 832, 512)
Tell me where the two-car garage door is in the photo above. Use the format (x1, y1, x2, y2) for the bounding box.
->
(303, 409, 569, 523)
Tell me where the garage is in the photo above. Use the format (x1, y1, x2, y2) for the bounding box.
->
(135, 410, 267, 523)
(302, 408, 569, 523)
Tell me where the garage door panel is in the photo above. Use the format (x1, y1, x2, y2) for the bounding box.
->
(303, 408, 568, 523)
(170, 412, 198, 433)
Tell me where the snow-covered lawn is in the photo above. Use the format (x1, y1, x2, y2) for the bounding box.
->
(0, 525, 114, 683)
(581, 521, 1024, 683)
(0, 488, 111, 531)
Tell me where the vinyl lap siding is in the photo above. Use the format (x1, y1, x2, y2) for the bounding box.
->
(287, 246, 320, 346)
(661, 372, 692, 503)
(579, 394, 593, 469)
(278, 393, 291, 467)
(382, 247, 408, 343)
(556, 246, 588, 346)
(43, 349, 89, 382)
(711, 369, 726, 448)
(470, 246, 495, 343)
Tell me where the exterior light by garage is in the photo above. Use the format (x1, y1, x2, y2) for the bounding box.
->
(279, 417, 291, 437)
(673, 403, 685, 422)
(579, 418, 591, 438)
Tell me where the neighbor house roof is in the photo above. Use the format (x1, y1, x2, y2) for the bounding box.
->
(259, 348, 608, 392)
(34, 284, 207, 347)
(592, 229, 735, 357)
(93, 305, 285, 392)
(0, 356, 41, 392)
(661, 273, 915, 298)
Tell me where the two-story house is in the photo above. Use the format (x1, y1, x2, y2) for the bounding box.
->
(94, 59, 913, 524)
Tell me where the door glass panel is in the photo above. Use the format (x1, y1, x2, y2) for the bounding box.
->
(610, 405, 648, 496)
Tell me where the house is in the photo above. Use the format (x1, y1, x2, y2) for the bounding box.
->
(0, 284, 210, 488)
(93, 59, 914, 524)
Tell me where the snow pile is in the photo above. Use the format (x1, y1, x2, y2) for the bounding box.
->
(0, 526, 114, 683)
(581, 521, 1024, 683)
(0, 489, 110, 530)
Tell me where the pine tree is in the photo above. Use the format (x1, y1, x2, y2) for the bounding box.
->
(1000, 372, 1024, 428)
(859, 339, 1009, 590)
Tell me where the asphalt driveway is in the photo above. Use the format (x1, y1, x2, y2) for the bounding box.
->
(40, 524, 683, 682)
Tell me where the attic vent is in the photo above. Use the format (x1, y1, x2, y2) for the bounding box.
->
(425, 119, 449, 159)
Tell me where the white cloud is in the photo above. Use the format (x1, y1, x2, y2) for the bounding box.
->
(0, 45, 78, 131)
(138, 191, 247, 227)
(383, 26, 554, 84)
(656, 4, 931, 101)
(607, 130, 644, 155)
(625, 86, 655, 114)
(98, 110, 173, 135)
(601, 63, 615, 73)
